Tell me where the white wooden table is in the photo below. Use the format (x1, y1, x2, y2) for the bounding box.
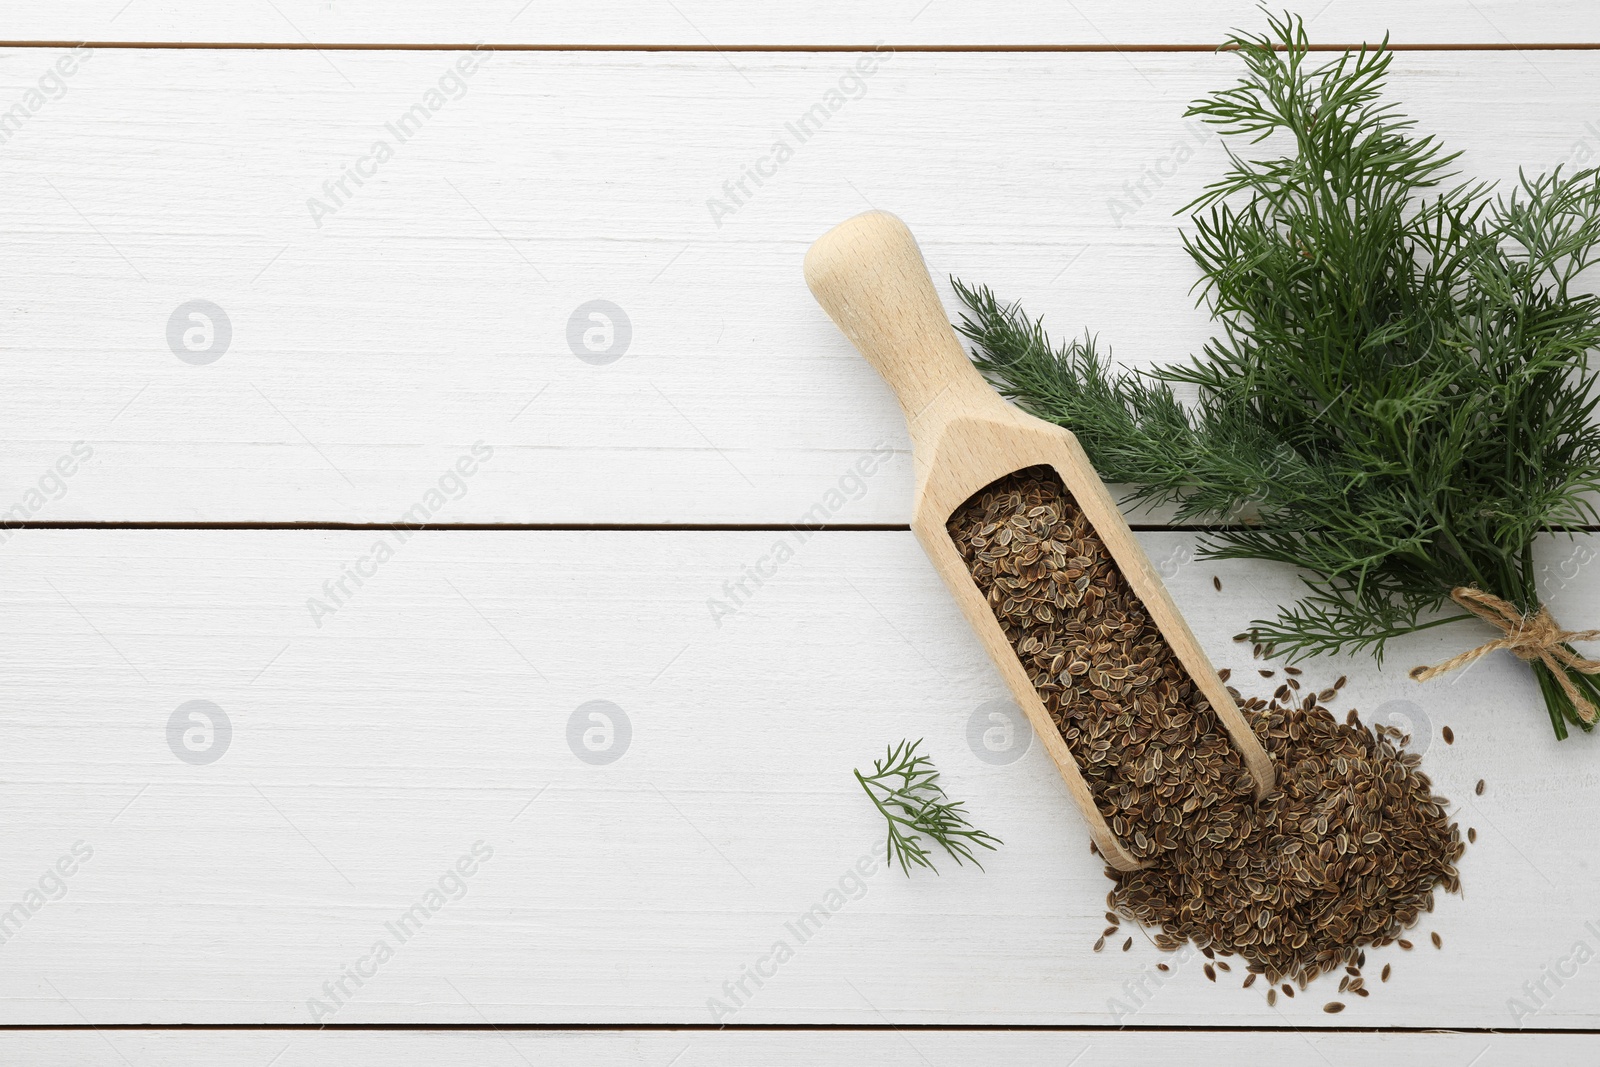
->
(3, 3, 1599, 1063)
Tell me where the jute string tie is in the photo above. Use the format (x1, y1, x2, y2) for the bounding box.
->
(1410, 586, 1600, 724)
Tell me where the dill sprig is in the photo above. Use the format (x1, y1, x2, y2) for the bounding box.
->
(854, 739, 1002, 875)
(954, 11, 1600, 738)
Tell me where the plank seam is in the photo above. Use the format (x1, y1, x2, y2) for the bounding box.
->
(0, 522, 914, 532)
(0, 1023, 1594, 1034)
(3, 522, 1597, 533)
(2, 41, 1599, 51)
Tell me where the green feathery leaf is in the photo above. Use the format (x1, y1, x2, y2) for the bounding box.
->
(955, 10, 1600, 739)
(854, 739, 1002, 875)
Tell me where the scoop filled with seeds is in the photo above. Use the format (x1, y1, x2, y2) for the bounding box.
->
(805, 211, 1274, 870)
(950, 467, 1465, 992)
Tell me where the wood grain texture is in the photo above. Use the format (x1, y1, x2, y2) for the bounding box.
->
(0, 528, 1596, 1026)
(0, 49, 1597, 523)
(3, 1030, 1599, 1066)
(1, 1, 1598, 46)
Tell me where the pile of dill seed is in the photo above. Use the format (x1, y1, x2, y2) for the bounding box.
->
(948, 467, 1464, 1000)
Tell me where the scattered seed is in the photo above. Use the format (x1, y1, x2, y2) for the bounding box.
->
(1234, 632, 1250, 643)
(1324, 1001, 1345, 1014)
(1218, 668, 1232, 682)
(1355, 988, 1369, 997)
(1103, 925, 1119, 937)
(1267, 989, 1277, 1006)
(1399, 939, 1413, 951)
(1123, 937, 1133, 952)
(1243, 973, 1257, 988)
(1284, 666, 1302, 676)
(1157, 963, 1170, 972)
(1381, 964, 1391, 982)
(1431, 932, 1442, 949)
(949, 467, 1465, 994)
(1213, 576, 1222, 591)
(1093, 936, 1105, 952)
(1476, 779, 1485, 796)
(1205, 963, 1217, 981)
(1203, 947, 1215, 960)
(1468, 827, 1476, 843)
(1442, 726, 1454, 745)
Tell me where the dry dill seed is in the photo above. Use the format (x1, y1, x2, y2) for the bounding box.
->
(1202, 947, 1215, 960)
(1381, 964, 1391, 982)
(1284, 666, 1301, 676)
(1214, 576, 1222, 591)
(1335, 675, 1347, 689)
(1267, 989, 1277, 1006)
(1431, 932, 1442, 949)
(1476, 779, 1485, 795)
(1103, 925, 1119, 937)
(1325, 1001, 1345, 1013)
(1468, 827, 1476, 843)
(1442, 726, 1454, 745)
(1399, 940, 1413, 951)
(1205, 963, 1217, 981)
(1106, 911, 1119, 924)
(1243, 973, 1257, 988)
(1157, 963, 1170, 972)
(1093, 936, 1105, 952)
(1219, 668, 1232, 682)
(1122, 937, 1133, 952)
(1235, 633, 1250, 643)
(949, 468, 1463, 996)
(1217, 961, 1232, 972)
(1260, 669, 1275, 677)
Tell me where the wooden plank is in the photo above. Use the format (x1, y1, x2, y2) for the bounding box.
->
(0, 528, 1595, 1025)
(2, 1030, 1598, 1066)
(0, 49, 1596, 524)
(1, 1, 1597, 46)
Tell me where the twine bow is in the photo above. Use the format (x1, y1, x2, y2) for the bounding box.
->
(1410, 587, 1600, 724)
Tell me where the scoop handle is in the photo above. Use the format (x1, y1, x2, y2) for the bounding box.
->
(804, 211, 999, 426)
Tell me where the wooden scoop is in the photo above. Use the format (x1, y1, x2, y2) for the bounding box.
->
(804, 211, 1274, 871)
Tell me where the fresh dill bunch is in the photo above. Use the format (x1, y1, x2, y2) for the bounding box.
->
(954, 11, 1600, 738)
(854, 739, 1002, 875)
